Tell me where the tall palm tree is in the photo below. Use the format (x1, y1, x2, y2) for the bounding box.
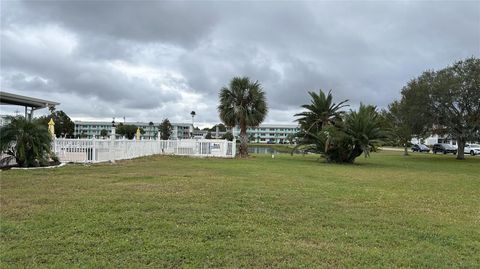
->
(295, 90, 348, 133)
(0, 116, 53, 167)
(218, 77, 268, 157)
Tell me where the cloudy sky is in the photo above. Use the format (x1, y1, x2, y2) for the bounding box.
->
(1, 0, 479, 127)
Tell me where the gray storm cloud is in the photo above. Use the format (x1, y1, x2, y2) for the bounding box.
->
(1, 0, 479, 125)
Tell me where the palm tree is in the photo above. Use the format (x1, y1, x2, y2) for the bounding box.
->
(293, 90, 385, 163)
(295, 90, 348, 133)
(341, 104, 385, 162)
(0, 116, 53, 167)
(218, 77, 268, 157)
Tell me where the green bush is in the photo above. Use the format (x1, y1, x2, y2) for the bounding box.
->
(0, 116, 53, 167)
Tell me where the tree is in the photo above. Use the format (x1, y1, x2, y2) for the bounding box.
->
(210, 123, 227, 132)
(339, 104, 385, 162)
(401, 57, 480, 160)
(218, 77, 268, 157)
(159, 119, 173, 140)
(37, 110, 74, 138)
(294, 91, 386, 163)
(294, 90, 348, 133)
(222, 132, 234, 141)
(0, 116, 54, 167)
(205, 132, 212, 139)
(100, 129, 108, 138)
(383, 101, 414, 156)
(116, 124, 143, 139)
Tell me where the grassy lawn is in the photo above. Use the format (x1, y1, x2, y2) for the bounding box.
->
(1, 151, 479, 268)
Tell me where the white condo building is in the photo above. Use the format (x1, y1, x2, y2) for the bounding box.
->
(232, 124, 300, 144)
(73, 121, 193, 139)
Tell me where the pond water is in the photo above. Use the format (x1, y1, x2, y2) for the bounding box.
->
(248, 146, 280, 154)
(247, 146, 303, 155)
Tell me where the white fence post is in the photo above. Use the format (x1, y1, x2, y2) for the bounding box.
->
(110, 126, 116, 163)
(92, 137, 96, 162)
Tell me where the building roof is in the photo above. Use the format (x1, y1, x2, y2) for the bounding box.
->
(73, 120, 192, 126)
(251, 124, 299, 128)
(0, 91, 60, 109)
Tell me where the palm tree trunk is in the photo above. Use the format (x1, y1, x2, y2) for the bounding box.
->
(239, 125, 248, 158)
(346, 145, 363, 163)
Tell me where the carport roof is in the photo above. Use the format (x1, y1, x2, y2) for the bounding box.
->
(0, 91, 60, 109)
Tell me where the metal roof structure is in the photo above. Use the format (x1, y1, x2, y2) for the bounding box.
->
(0, 91, 60, 118)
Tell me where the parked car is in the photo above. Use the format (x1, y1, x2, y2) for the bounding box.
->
(464, 144, 480, 156)
(432, 143, 457, 154)
(411, 144, 430, 153)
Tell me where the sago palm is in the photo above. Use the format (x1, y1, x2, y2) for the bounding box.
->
(295, 90, 348, 133)
(342, 104, 385, 162)
(218, 77, 268, 157)
(0, 116, 53, 167)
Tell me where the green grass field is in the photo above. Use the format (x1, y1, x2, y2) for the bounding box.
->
(1, 151, 479, 268)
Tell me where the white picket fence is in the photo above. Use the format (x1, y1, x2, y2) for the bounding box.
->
(53, 138, 236, 163)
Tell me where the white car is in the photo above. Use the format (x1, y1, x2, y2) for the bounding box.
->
(464, 144, 480, 156)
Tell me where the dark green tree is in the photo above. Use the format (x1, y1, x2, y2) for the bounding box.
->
(222, 132, 234, 141)
(0, 116, 53, 167)
(205, 132, 213, 139)
(401, 57, 480, 160)
(159, 119, 173, 140)
(218, 77, 268, 157)
(210, 123, 227, 132)
(37, 110, 75, 138)
(383, 101, 414, 156)
(100, 129, 108, 138)
(116, 124, 143, 139)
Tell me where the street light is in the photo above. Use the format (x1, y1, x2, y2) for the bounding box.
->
(111, 117, 116, 139)
(190, 111, 196, 138)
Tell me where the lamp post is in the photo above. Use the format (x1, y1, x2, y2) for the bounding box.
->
(190, 111, 196, 138)
(111, 117, 116, 139)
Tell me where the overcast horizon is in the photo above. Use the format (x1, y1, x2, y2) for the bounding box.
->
(1, 0, 479, 128)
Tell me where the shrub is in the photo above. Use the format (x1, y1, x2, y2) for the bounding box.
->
(294, 92, 386, 163)
(0, 116, 53, 167)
